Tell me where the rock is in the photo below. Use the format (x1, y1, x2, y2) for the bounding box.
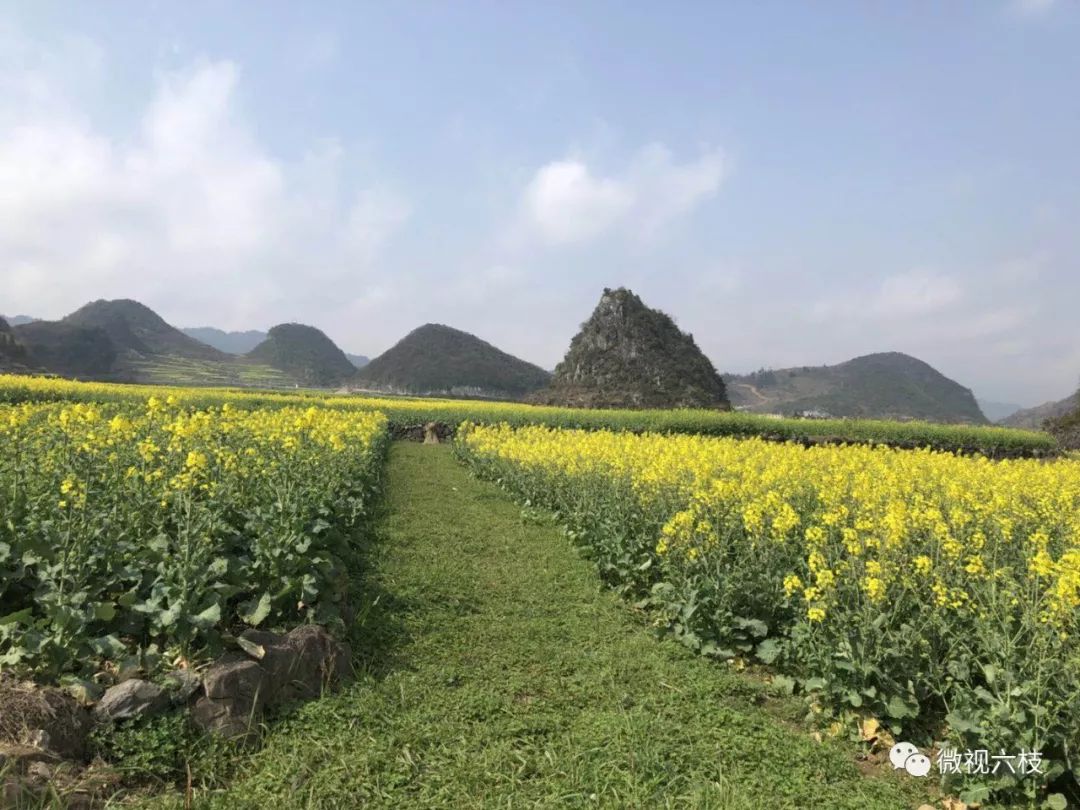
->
(162, 669, 202, 705)
(191, 625, 351, 739)
(26, 760, 53, 783)
(190, 655, 268, 739)
(531, 287, 731, 410)
(93, 679, 169, 723)
(423, 421, 441, 444)
(239, 625, 351, 704)
(24, 729, 51, 751)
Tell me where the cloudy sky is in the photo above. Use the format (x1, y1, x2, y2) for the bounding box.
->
(1, 1, 1078, 405)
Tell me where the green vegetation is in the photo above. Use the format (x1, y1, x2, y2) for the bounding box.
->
(63, 299, 226, 362)
(143, 443, 926, 809)
(1005, 392, 1079, 431)
(0, 317, 29, 371)
(356, 323, 551, 398)
(13, 320, 117, 378)
(0, 399, 387, 677)
(535, 287, 730, 409)
(247, 323, 358, 387)
(125, 355, 297, 387)
(726, 352, 988, 424)
(1047, 385, 1080, 449)
(0, 375, 1058, 456)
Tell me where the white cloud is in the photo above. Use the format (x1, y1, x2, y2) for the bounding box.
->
(514, 144, 725, 248)
(523, 160, 633, 245)
(0, 46, 409, 328)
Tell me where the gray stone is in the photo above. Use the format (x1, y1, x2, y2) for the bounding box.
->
(162, 669, 202, 704)
(190, 657, 268, 739)
(93, 679, 169, 723)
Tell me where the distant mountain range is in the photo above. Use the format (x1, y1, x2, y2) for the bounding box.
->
(725, 352, 989, 424)
(977, 399, 1025, 423)
(1, 301, 1066, 426)
(999, 392, 1079, 430)
(355, 323, 552, 398)
(181, 326, 369, 368)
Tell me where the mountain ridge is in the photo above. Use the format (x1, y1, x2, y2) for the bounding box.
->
(725, 352, 987, 424)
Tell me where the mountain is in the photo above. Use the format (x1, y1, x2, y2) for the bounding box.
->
(0, 315, 37, 327)
(725, 353, 988, 424)
(355, 323, 551, 399)
(247, 323, 357, 387)
(0, 317, 32, 371)
(1046, 390, 1080, 449)
(12, 300, 296, 387)
(182, 327, 268, 355)
(531, 288, 730, 410)
(999, 393, 1078, 430)
(346, 353, 370, 369)
(13, 320, 117, 378)
(62, 299, 227, 361)
(977, 399, 1025, 423)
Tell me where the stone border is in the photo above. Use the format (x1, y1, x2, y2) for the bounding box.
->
(1, 624, 351, 806)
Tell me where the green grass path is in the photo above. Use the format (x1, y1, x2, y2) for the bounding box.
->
(185, 443, 926, 809)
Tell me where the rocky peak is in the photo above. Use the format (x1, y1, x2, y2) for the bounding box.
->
(535, 287, 730, 410)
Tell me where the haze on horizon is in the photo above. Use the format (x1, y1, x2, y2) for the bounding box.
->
(1, 1, 1078, 406)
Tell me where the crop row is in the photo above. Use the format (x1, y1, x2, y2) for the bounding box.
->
(0, 396, 388, 680)
(0, 374, 1056, 455)
(455, 422, 1080, 805)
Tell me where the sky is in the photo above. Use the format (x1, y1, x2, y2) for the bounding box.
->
(1, 1, 1078, 406)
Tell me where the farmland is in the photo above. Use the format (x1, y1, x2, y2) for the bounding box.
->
(1, 375, 1076, 808)
(457, 422, 1080, 806)
(0, 396, 387, 678)
(0, 374, 1057, 456)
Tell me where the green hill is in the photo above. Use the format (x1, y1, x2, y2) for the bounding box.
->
(0, 317, 32, 371)
(355, 324, 551, 399)
(532, 288, 730, 410)
(725, 352, 988, 424)
(248, 323, 358, 387)
(64, 299, 226, 361)
(998, 393, 1078, 430)
(13, 319, 117, 378)
(12, 300, 298, 387)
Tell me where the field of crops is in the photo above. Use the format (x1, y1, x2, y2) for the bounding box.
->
(457, 422, 1080, 804)
(0, 374, 1056, 456)
(0, 395, 387, 680)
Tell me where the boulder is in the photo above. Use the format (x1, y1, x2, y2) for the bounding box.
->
(190, 654, 269, 739)
(191, 626, 351, 739)
(93, 679, 169, 723)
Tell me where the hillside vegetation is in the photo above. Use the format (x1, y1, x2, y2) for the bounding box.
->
(0, 317, 31, 371)
(534, 287, 730, 410)
(1000, 393, 1078, 430)
(355, 323, 551, 398)
(248, 323, 358, 387)
(726, 352, 988, 424)
(10, 300, 312, 387)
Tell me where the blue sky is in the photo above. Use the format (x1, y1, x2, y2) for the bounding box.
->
(1, 1, 1078, 405)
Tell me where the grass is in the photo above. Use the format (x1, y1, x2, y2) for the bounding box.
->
(138, 443, 930, 809)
